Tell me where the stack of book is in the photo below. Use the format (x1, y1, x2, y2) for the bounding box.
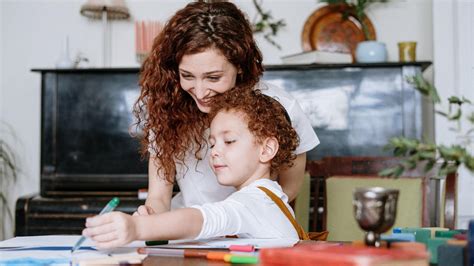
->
(260, 242, 429, 266)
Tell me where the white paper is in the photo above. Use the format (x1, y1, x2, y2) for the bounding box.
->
(0, 235, 146, 265)
(0, 235, 89, 248)
(0, 235, 296, 265)
(162, 237, 298, 249)
(0, 235, 146, 248)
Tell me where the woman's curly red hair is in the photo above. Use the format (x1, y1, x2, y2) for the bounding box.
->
(133, 2, 264, 183)
(209, 89, 299, 175)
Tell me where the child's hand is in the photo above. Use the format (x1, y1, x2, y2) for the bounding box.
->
(132, 205, 155, 216)
(83, 211, 138, 249)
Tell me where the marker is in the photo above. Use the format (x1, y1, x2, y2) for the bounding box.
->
(71, 197, 120, 253)
(206, 251, 229, 260)
(229, 244, 255, 252)
(145, 240, 169, 246)
(137, 247, 208, 258)
(224, 254, 259, 264)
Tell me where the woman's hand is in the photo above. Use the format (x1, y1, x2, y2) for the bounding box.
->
(83, 211, 138, 249)
(133, 205, 155, 216)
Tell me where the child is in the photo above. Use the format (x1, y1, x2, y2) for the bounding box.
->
(83, 89, 304, 249)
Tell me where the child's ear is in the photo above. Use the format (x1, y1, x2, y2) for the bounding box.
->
(260, 137, 279, 163)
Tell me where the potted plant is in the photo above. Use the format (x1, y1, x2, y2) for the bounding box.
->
(321, 0, 389, 63)
(380, 74, 474, 178)
(0, 122, 19, 240)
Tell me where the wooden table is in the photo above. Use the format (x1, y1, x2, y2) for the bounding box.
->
(140, 241, 319, 265)
(143, 256, 242, 265)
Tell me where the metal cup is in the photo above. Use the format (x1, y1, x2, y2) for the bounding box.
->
(353, 187, 399, 247)
(398, 41, 417, 62)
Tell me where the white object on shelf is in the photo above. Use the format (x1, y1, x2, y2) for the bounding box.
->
(281, 50, 352, 64)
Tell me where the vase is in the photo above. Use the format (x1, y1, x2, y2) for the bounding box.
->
(355, 41, 387, 63)
(55, 36, 74, 69)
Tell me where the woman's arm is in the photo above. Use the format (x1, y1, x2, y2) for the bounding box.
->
(143, 156, 174, 214)
(278, 153, 307, 202)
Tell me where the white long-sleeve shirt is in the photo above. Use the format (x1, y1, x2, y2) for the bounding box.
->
(191, 179, 299, 240)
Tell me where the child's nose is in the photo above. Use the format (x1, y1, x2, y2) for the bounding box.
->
(211, 146, 220, 157)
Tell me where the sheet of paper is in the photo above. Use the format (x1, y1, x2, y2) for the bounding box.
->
(0, 235, 296, 265)
(0, 235, 146, 249)
(0, 235, 146, 265)
(162, 237, 299, 249)
(0, 235, 87, 248)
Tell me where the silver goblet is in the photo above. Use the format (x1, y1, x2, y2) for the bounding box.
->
(353, 187, 399, 247)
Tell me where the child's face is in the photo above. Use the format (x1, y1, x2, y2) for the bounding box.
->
(209, 110, 263, 189)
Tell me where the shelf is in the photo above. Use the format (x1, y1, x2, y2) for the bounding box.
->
(31, 61, 432, 73)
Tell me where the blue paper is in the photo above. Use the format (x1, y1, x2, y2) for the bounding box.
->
(0, 246, 95, 251)
(0, 257, 70, 266)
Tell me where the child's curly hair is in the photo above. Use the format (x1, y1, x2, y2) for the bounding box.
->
(208, 89, 299, 175)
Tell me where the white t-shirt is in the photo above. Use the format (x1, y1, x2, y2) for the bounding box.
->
(170, 81, 320, 209)
(191, 179, 299, 239)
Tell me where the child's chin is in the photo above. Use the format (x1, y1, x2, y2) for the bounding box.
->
(217, 178, 234, 187)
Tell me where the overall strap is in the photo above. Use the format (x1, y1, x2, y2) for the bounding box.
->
(257, 186, 309, 240)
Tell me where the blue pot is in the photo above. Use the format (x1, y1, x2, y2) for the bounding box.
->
(355, 41, 387, 63)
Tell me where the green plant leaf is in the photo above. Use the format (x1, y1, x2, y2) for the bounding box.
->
(448, 109, 462, 121)
(406, 74, 441, 103)
(467, 112, 474, 124)
(379, 165, 404, 178)
(251, 0, 286, 49)
(465, 155, 474, 171)
(436, 110, 448, 117)
(461, 97, 472, 105)
(424, 160, 436, 173)
(448, 96, 462, 105)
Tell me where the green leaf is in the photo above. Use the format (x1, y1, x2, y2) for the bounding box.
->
(379, 167, 397, 177)
(467, 112, 474, 124)
(405, 159, 417, 170)
(448, 96, 462, 105)
(379, 165, 404, 178)
(406, 74, 440, 103)
(465, 155, 474, 171)
(448, 109, 462, 121)
(461, 97, 472, 104)
(251, 0, 286, 49)
(419, 151, 436, 160)
(436, 110, 448, 117)
(424, 160, 436, 173)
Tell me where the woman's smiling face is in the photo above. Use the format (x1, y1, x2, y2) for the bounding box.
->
(179, 48, 239, 113)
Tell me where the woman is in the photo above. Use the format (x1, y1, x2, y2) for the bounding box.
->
(133, 1, 319, 216)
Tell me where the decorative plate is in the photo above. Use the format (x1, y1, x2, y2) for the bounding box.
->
(301, 4, 376, 57)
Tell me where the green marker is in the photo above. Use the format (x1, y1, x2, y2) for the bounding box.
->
(229, 255, 259, 264)
(71, 197, 120, 253)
